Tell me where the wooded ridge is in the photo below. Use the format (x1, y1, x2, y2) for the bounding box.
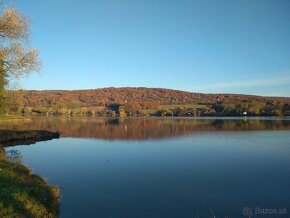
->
(8, 87, 290, 117)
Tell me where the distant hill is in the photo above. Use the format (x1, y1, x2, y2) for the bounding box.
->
(21, 87, 290, 108)
(15, 87, 290, 117)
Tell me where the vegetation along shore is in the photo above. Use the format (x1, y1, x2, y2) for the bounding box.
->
(0, 129, 60, 218)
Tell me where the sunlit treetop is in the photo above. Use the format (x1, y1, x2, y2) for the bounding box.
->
(0, 7, 40, 79)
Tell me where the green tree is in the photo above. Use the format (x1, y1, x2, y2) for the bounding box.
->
(212, 103, 224, 114)
(0, 7, 40, 113)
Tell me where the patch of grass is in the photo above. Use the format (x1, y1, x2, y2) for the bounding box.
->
(159, 104, 207, 110)
(0, 146, 60, 218)
(144, 104, 207, 115)
(0, 115, 31, 124)
(143, 109, 159, 115)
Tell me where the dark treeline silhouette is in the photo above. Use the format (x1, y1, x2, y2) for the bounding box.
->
(0, 130, 59, 147)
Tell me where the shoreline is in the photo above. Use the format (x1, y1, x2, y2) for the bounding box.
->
(0, 130, 61, 218)
(0, 130, 60, 147)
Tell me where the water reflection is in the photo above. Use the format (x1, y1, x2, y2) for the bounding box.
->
(3, 117, 290, 217)
(1, 117, 290, 140)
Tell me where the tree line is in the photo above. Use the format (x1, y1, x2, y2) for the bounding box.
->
(5, 97, 290, 117)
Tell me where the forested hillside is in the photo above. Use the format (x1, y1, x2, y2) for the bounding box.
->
(8, 87, 290, 117)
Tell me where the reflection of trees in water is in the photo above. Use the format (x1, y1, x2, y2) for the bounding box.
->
(0, 117, 290, 140)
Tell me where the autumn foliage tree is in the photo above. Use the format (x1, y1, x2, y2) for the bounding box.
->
(0, 7, 40, 113)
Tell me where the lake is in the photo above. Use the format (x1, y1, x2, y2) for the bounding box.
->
(3, 117, 290, 218)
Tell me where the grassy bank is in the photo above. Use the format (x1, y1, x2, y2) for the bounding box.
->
(0, 151, 60, 217)
(0, 130, 61, 218)
(0, 115, 31, 123)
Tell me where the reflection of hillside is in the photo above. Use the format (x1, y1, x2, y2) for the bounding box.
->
(1, 117, 290, 141)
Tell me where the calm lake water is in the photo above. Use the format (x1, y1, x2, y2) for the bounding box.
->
(4, 117, 290, 218)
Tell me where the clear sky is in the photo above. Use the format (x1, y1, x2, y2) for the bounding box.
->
(6, 0, 290, 96)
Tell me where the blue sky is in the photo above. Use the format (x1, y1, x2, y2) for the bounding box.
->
(7, 0, 290, 96)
